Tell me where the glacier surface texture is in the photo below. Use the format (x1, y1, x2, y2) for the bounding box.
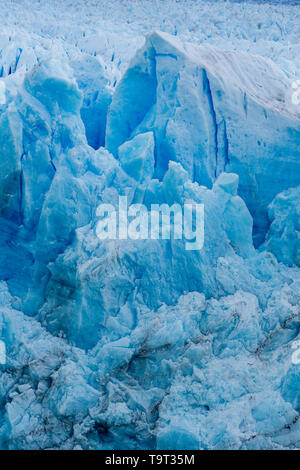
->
(0, 0, 299, 450)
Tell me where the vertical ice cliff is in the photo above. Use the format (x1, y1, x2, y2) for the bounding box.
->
(0, 22, 299, 449)
(106, 31, 300, 246)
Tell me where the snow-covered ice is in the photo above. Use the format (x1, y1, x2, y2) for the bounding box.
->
(0, 0, 299, 450)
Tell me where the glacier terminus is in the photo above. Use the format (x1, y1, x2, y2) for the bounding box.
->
(0, 0, 299, 451)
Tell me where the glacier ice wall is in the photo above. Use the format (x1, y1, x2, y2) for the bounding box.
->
(106, 31, 300, 246)
(0, 1, 300, 450)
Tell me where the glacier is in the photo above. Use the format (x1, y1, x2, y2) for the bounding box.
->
(0, 0, 299, 450)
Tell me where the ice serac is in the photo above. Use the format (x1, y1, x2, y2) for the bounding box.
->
(0, 58, 113, 313)
(262, 186, 300, 267)
(118, 131, 155, 201)
(39, 162, 256, 349)
(106, 31, 300, 245)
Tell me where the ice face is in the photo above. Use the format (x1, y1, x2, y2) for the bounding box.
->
(262, 186, 300, 267)
(0, 0, 299, 451)
(106, 31, 300, 246)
